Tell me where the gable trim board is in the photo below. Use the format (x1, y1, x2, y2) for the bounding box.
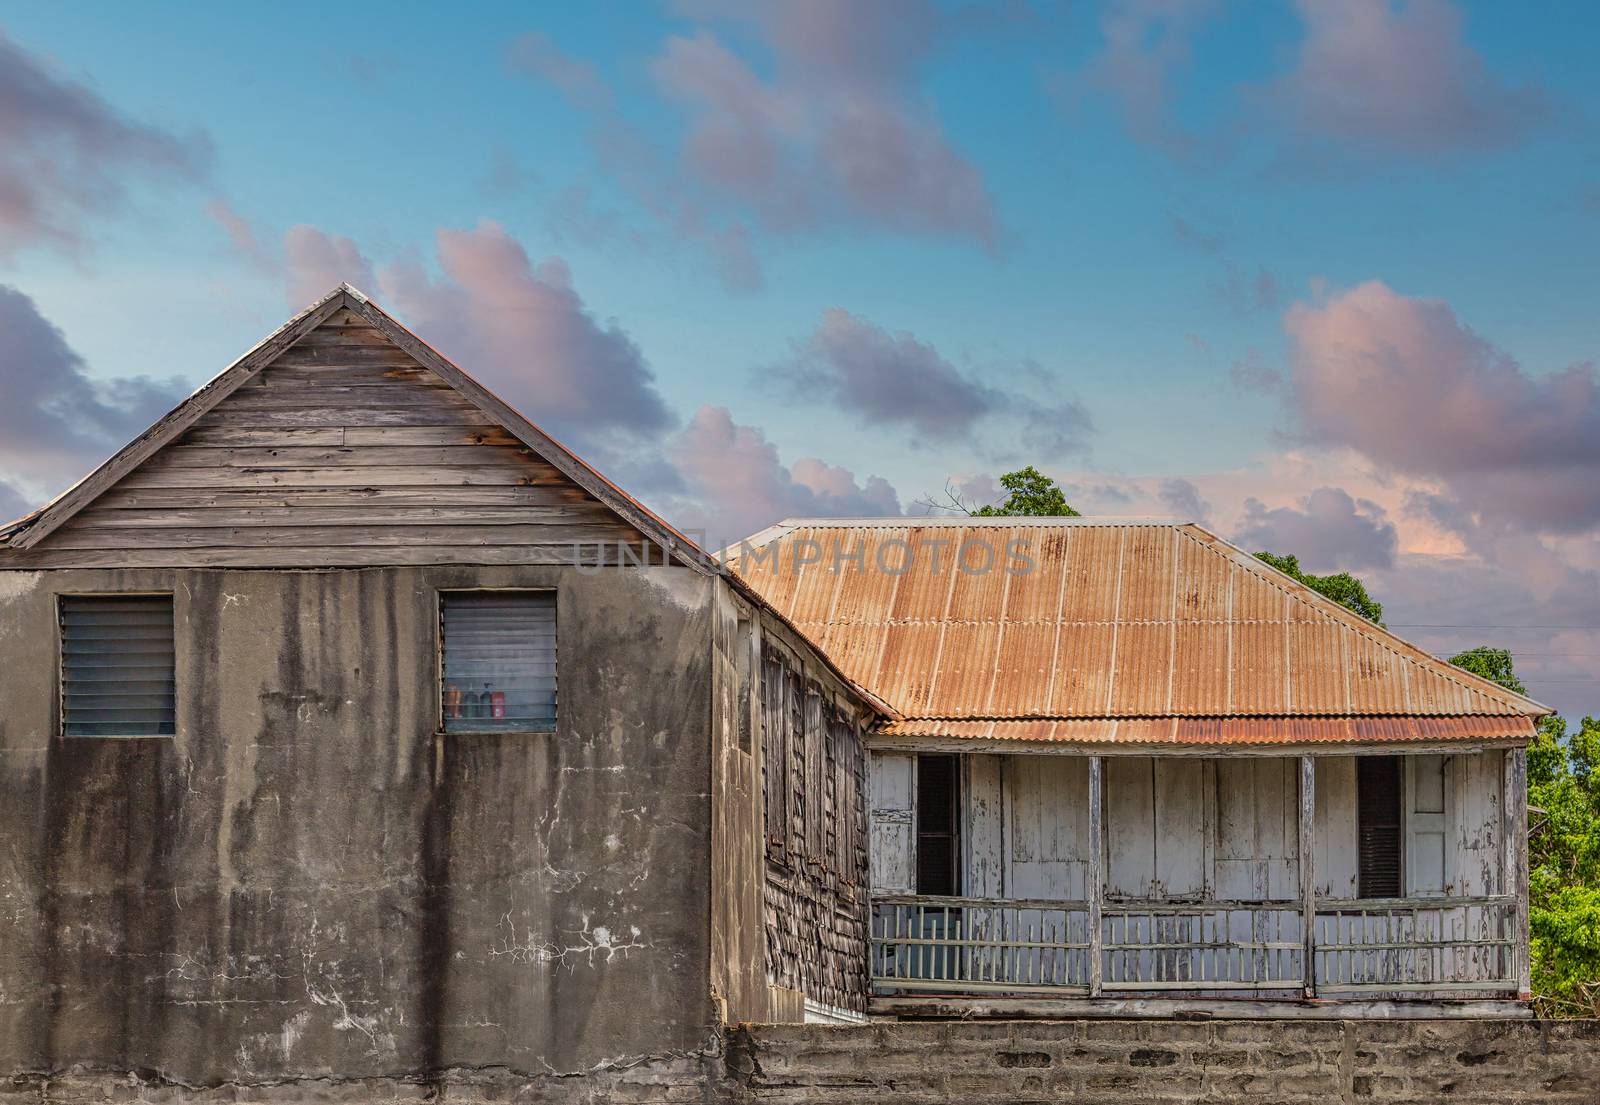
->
(728, 517, 1548, 746)
(0, 285, 715, 575)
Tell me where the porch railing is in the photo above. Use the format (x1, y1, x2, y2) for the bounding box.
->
(872, 895, 1092, 993)
(872, 893, 1518, 997)
(1314, 896, 1518, 993)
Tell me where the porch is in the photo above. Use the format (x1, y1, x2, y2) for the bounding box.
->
(867, 747, 1530, 1010)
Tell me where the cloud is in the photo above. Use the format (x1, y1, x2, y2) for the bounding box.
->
(282, 225, 377, 308)
(206, 199, 272, 270)
(651, 8, 998, 245)
(667, 405, 900, 543)
(377, 221, 676, 454)
(0, 478, 27, 524)
(778, 308, 1000, 436)
(1262, 0, 1547, 160)
(0, 31, 207, 256)
(774, 308, 1092, 455)
(1076, 0, 1218, 157)
(508, 5, 1001, 286)
(1284, 280, 1600, 531)
(1158, 477, 1211, 522)
(1236, 486, 1399, 571)
(0, 285, 189, 501)
(506, 31, 610, 110)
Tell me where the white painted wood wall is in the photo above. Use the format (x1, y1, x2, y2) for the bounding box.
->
(869, 749, 1508, 901)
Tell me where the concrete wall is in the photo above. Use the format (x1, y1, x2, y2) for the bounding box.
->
(0, 564, 718, 1084)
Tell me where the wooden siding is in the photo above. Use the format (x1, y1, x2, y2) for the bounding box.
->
(9, 309, 651, 568)
(761, 635, 869, 1014)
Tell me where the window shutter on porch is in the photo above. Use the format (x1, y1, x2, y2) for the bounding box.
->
(1405, 754, 1450, 896)
(1357, 756, 1402, 898)
(869, 752, 916, 893)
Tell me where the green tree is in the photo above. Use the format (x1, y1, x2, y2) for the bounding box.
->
(1448, 646, 1600, 1017)
(1252, 551, 1385, 624)
(972, 466, 1080, 517)
(1448, 646, 1528, 696)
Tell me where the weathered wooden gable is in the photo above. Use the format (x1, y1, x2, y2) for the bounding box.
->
(6, 306, 653, 568)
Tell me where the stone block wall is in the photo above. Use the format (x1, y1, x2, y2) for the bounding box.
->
(729, 1018, 1600, 1104)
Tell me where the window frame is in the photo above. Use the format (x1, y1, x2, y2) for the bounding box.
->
(435, 587, 558, 737)
(57, 590, 177, 740)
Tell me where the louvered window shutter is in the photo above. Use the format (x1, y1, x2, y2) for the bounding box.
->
(440, 592, 556, 732)
(915, 753, 960, 896)
(60, 595, 175, 737)
(1357, 756, 1402, 898)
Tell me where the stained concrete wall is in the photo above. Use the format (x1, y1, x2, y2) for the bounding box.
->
(0, 564, 717, 1084)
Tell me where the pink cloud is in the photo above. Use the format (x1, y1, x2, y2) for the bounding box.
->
(1284, 280, 1600, 531)
(377, 222, 676, 453)
(206, 199, 272, 270)
(1264, 0, 1547, 158)
(667, 405, 900, 544)
(282, 225, 376, 308)
(0, 32, 207, 257)
(651, 8, 998, 246)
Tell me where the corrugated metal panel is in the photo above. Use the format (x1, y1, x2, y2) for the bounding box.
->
(727, 519, 1549, 742)
(60, 595, 175, 737)
(881, 715, 1537, 745)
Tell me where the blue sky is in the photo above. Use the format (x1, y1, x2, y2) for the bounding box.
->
(0, 1, 1597, 716)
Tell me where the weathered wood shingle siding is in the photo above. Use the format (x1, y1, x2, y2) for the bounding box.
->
(6, 309, 651, 569)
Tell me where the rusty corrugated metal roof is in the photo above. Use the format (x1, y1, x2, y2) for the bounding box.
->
(726, 518, 1548, 744)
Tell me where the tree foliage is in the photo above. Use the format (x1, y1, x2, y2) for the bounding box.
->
(1252, 550, 1385, 624)
(1448, 646, 1528, 696)
(1448, 646, 1600, 1017)
(972, 466, 1080, 517)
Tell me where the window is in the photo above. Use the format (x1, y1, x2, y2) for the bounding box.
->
(735, 614, 753, 753)
(1357, 756, 1402, 898)
(916, 754, 961, 896)
(60, 595, 175, 737)
(439, 591, 556, 733)
(761, 647, 788, 858)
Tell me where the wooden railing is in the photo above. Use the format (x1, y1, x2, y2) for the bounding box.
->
(1314, 896, 1518, 992)
(872, 893, 1518, 997)
(1101, 901, 1303, 991)
(871, 895, 1092, 993)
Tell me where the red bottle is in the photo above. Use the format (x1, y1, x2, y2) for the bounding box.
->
(490, 687, 507, 719)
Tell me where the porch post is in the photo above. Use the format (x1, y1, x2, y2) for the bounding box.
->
(1088, 754, 1103, 998)
(1299, 755, 1316, 999)
(1504, 747, 1531, 999)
